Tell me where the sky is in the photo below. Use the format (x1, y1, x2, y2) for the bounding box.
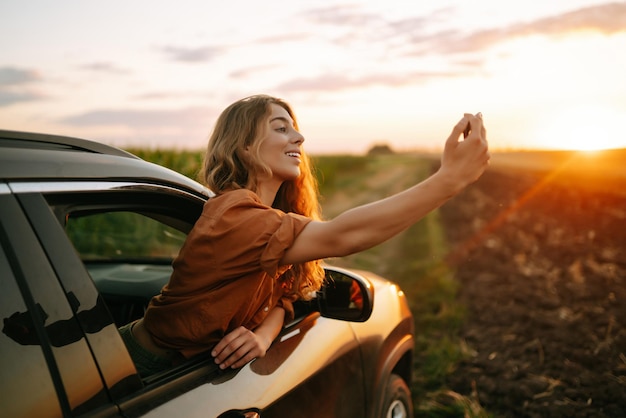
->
(2, 0, 626, 154)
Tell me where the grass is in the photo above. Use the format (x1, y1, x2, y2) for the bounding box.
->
(309, 153, 490, 417)
(131, 149, 490, 417)
(128, 148, 204, 181)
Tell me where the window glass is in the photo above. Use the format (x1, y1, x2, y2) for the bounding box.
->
(66, 211, 187, 261)
(18, 241, 109, 415)
(27, 276, 110, 415)
(0, 244, 63, 418)
(2, 191, 109, 415)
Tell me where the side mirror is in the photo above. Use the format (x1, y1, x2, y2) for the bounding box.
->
(317, 268, 373, 322)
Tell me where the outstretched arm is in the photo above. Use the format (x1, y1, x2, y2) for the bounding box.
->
(282, 112, 489, 265)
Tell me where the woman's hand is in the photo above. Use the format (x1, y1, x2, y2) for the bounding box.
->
(211, 326, 271, 369)
(211, 307, 285, 369)
(438, 112, 490, 191)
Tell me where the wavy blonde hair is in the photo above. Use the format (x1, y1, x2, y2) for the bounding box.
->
(200, 95, 325, 299)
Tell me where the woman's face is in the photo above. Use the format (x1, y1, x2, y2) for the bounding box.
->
(256, 103, 305, 184)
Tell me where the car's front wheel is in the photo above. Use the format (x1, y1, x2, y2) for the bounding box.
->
(382, 374, 413, 418)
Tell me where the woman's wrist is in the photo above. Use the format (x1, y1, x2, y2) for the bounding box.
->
(253, 306, 285, 351)
(430, 169, 466, 198)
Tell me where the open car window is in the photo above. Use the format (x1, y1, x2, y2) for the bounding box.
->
(42, 185, 203, 327)
(62, 209, 190, 326)
(66, 210, 187, 262)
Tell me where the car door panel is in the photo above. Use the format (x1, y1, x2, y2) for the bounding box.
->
(260, 344, 365, 418)
(0, 193, 111, 416)
(141, 315, 364, 418)
(0, 224, 65, 418)
(258, 315, 365, 418)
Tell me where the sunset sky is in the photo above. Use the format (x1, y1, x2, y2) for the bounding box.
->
(2, 1, 625, 154)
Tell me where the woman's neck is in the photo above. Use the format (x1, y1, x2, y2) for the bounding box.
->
(255, 179, 282, 206)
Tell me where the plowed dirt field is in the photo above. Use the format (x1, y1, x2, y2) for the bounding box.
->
(440, 150, 626, 417)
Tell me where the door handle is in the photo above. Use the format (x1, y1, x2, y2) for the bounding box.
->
(217, 409, 260, 418)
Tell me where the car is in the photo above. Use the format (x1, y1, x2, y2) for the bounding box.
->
(0, 129, 414, 418)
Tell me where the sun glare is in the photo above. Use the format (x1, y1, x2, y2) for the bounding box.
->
(532, 105, 626, 151)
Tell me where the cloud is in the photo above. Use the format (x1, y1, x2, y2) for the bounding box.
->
(0, 67, 45, 106)
(61, 106, 214, 128)
(274, 70, 464, 93)
(160, 45, 222, 63)
(79, 62, 130, 74)
(58, 106, 220, 149)
(300, 3, 626, 58)
(0, 67, 40, 86)
(301, 4, 396, 46)
(0, 90, 46, 106)
(302, 4, 382, 27)
(514, 2, 626, 36)
(410, 2, 626, 55)
(229, 64, 279, 79)
(252, 32, 311, 45)
(133, 91, 190, 100)
(132, 89, 217, 101)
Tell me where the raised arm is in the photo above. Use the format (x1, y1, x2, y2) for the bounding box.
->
(281, 113, 489, 265)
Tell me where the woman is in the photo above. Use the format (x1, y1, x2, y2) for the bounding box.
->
(120, 94, 489, 377)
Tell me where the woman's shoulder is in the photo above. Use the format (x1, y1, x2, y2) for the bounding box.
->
(209, 188, 261, 206)
(204, 189, 267, 216)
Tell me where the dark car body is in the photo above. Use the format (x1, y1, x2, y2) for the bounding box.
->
(0, 130, 414, 418)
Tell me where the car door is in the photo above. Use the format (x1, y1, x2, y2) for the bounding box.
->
(135, 271, 369, 418)
(139, 300, 367, 418)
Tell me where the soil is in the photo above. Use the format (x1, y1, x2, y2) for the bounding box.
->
(439, 152, 626, 417)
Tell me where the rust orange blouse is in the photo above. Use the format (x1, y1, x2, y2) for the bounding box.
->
(143, 189, 312, 358)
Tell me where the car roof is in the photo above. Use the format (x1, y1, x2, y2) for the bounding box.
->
(0, 129, 210, 198)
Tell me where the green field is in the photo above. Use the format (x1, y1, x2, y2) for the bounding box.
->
(130, 148, 487, 417)
(313, 154, 486, 417)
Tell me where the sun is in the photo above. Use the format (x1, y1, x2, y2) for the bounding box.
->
(531, 105, 626, 151)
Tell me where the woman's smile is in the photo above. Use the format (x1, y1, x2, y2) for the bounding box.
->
(285, 150, 302, 163)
